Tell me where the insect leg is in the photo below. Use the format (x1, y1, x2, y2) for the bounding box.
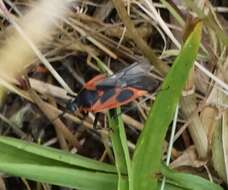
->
(66, 92, 77, 98)
(93, 112, 101, 129)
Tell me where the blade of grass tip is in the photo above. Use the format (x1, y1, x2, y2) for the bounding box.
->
(108, 108, 132, 190)
(132, 22, 202, 190)
(137, 1, 216, 88)
(183, 1, 228, 46)
(160, 105, 179, 190)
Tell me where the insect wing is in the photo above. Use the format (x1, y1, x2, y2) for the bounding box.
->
(96, 62, 150, 87)
(96, 61, 159, 92)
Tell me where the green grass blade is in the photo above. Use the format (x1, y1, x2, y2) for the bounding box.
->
(0, 164, 117, 190)
(161, 165, 223, 190)
(0, 140, 118, 190)
(0, 136, 116, 172)
(108, 109, 132, 190)
(132, 22, 203, 190)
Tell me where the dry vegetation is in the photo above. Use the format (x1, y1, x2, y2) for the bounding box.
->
(0, 0, 227, 189)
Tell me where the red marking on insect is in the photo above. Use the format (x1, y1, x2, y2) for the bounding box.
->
(32, 65, 48, 74)
(66, 61, 160, 113)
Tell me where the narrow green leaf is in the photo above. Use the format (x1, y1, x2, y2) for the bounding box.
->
(0, 136, 116, 172)
(108, 109, 132, 190)
(0, 140, 118, 190)
(0, 163, 117, 190)
(161, 165, 223, 190)
(132, 22, 203, 190)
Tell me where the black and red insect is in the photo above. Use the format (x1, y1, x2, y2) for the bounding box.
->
(66, 61, 160, 114)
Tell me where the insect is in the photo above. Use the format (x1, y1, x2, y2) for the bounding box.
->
(66, 61, 160, 114)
